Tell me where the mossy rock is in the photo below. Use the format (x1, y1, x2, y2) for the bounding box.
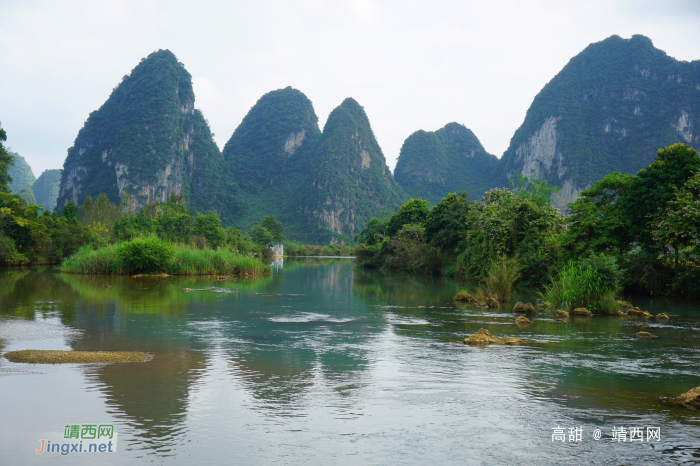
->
(513, 302, 537, 315)
(655, 313, 670, 319)
(554, 310, 569, 318)
(635, 331, 654, 338)
(675, 386, 700, 410)
(455, 292, 476, 303)
(4, 350, 151, 364)
(463, 328, 523, 345)
(627, 308, 653, 317)
(570, 308, 592, 317)
(515, 316, 531, 325)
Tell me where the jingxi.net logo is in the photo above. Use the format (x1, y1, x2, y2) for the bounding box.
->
(35, 424, 118, 455)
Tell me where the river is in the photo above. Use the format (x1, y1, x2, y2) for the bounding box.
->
(0, 258, 699, 464)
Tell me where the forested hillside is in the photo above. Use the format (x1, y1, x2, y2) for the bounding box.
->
(394, 123, 499, 204)
(8, 152, 36, 192)
(56, 49, 241, 222)
(495, 34, 700, 209)
(32, 169, 62, 212)
(290, 98, 405, 242)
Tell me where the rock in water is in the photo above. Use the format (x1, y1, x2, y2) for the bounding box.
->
(515, 316, 531, 325)
(554, 310, 569, 318)
(570, 308, 593, 316)
(4, 350, 150, 364)
(463, 328, 523, 345)
(513, 302, 537, 314)
(635, 331, 653, 338)
(627, 308, 653, 317)
(675, 386, 700, 410)
(655, 313, 670, 319)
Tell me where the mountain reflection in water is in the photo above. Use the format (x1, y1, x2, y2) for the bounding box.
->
(1, 260, 699, 465)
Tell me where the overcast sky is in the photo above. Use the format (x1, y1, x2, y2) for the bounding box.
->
(2, 0, 700, 176)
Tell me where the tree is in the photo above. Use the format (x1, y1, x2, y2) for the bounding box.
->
(462, 188, 565, 283)
(80, 193, 122, 237)
(194, 212, 226, 249)
(565, 172, 635, 256)
(424, 191, 471, 252)
(354, 217, 388, 246)
(61, 200, 79, 222)
(259, 215, 285, 243)
(0, 122, 15, 193)
(249, 224, 273, 246)
(623, 143, 700, 247)
(651, 171, 700, 254)
(386, 198, 430, 236)
(510, 173, 560, 207)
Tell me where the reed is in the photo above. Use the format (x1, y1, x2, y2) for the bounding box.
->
(539, 261, 619, 314)
(485, 255, 520, 302)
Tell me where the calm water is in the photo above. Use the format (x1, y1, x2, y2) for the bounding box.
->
(1, 258, 699, 465)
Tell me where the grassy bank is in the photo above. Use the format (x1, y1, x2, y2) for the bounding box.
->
(61, 237, 270, 276)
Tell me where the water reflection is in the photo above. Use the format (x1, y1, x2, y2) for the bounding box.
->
(1, 262, 700, 464)
(270, 257, 283, 271)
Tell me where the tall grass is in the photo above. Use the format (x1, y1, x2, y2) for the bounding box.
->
(539, 261, 620, 314)
(61, 240, 270, 276)
(485, 255, 520, 302)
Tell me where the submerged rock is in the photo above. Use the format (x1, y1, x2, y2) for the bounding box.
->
(655, 313, 670, 319)
(635, 331, 654, 338)
(570, 308, 592, 317)
(513, 302, 537, 315)
(636, 323, 648, 328)
(675, 386, 700, 410)
(463, 328, 523, 345)
(554, 310, 569, 318)
(515, 316, 531, 325)
(4, 350, 150, 364)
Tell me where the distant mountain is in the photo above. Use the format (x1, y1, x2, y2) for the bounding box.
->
(222, 87, 322, 230)
(222, 90, 405, 242)
(56, 50, 240, 220)
(33, 169, 62, 212)
(394, 123, 499, 204)
(8, 151, 36, 192)
(495, 34, 700, 209)
(291, 98, 405, 242)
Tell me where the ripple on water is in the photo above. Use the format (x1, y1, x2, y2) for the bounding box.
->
(268, 313, 355, 323)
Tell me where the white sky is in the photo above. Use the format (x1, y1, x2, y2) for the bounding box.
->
(1, 0, 700, 176)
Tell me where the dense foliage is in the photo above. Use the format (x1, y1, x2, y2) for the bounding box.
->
(355, 143, 700, 299)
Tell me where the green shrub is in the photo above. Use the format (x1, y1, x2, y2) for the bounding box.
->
(117, 236, 174, 273)
(485, 255, 520, 302)
(539, 259, 621, 314)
